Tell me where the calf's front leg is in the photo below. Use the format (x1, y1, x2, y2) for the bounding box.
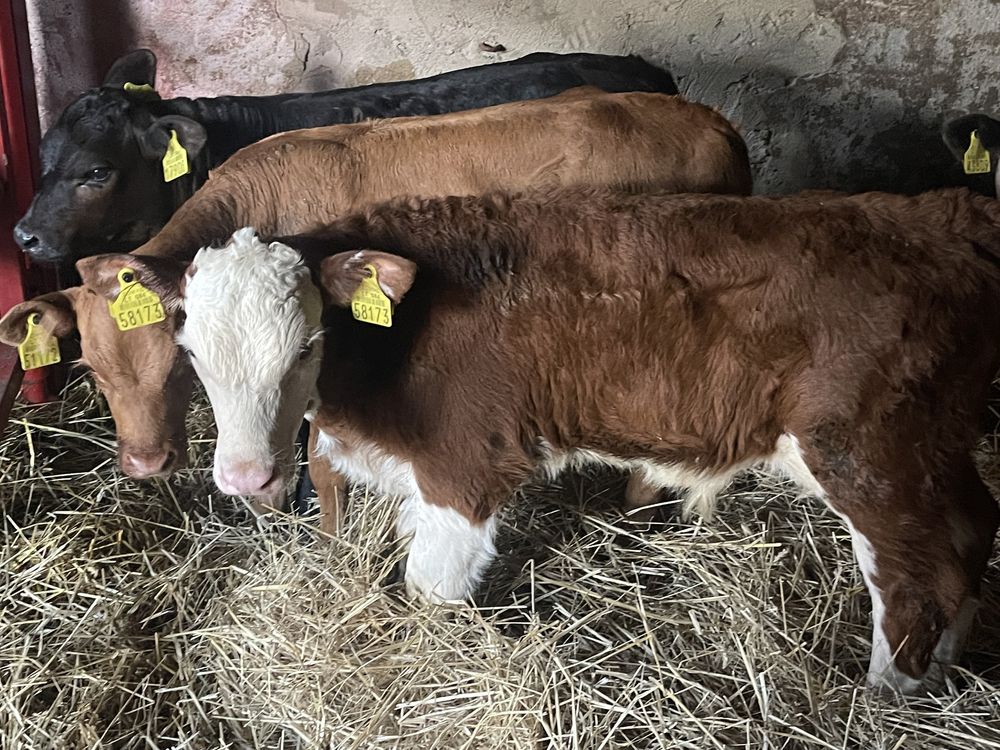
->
(834, 490, 984, 695)
(307, 423, 348, 534)
(396, 490, 499, 603)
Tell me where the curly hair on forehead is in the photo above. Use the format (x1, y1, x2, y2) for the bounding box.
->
(57, 87, 157, 144)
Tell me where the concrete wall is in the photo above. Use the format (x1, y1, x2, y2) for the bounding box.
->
(25, 0, 1000, 194)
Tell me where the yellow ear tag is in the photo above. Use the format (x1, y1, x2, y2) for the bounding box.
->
(122, 82, 156, 96)
(107, 268, 166, 332)
(17, 312, 61, 371)
(964, 130, 991, 175)
(162, 129, 190, 183)
(350, 264, 393, 327)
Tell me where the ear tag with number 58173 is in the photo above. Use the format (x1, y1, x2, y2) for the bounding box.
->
(108, 268, 166, 332)
(18, 313, 61, 371)
(350, 264, 393, 327)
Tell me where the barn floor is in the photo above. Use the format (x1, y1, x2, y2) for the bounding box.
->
(1, 372, 999, 750)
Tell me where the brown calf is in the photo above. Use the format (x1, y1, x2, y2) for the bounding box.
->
(0, 88, 750, 494)
(174, 186, 1000, 694)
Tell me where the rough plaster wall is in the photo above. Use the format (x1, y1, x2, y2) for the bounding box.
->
(25, 0, 1000, 194)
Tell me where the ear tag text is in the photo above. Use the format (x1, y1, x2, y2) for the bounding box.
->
(351, 264, 392, 327)
(162, 129, 190, 182)
(964, 130, 991, 175)
(108, 268, 166, 331)
(17, 312, 61, 371)
(123, 82, 157, 97)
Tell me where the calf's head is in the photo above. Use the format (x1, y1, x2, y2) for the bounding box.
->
(15, 49, 207, 264)
(176, 229, 327, 509)
(177, 230, 417, 508)
(0, 254, 193, 477)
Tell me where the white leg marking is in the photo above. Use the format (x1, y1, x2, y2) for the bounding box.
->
(679, 474, 733, 520)
(396, 492, 497, 603)
(838, 524, 897, 685)
(839, 519, 928, 695)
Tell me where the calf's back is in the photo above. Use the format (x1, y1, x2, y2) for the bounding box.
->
(138, 89, 752, 259)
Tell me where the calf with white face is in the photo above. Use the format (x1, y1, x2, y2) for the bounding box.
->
(160, 183, 1000, 699)
(176, 228, 484, 596)
(176, 228, 324, 511)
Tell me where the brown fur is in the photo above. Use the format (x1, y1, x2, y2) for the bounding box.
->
(306, 186, 1000, 684)
(134, 88, 752, 259)
(2, 87, 750, 481)
(0, 271, 192, 477)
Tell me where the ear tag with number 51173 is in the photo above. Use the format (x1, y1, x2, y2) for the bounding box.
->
(18, 313, 61, 371)
(351, 264, 393, 327)
(108, 268, 166, 332)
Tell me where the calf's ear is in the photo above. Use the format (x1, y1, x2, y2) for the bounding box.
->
(0, 290, 80, 346)
(137, 116, 208, 163)
(320, 250, 417, 307)
(942, 114, 1000, 162)
(76, 254, 189, 312)
(103, 49, 157, 88)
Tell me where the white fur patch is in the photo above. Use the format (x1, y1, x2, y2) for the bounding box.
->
(177, 228, 324, 490)
(313, 427, 496, 602)
(538, 432, 825, 519)
(313, 428, 419, 499)
(838, 518, 915, 693)
(396, 492, 498, 603)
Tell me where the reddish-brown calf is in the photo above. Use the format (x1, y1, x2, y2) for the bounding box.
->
(272, 187, 999, 694)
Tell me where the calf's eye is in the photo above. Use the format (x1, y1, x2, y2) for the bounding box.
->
(86, 167, 113, 183)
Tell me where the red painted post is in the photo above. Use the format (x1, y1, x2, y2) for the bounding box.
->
(0, 0, 48, 430)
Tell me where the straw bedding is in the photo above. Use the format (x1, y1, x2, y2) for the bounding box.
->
(1, 371, 999, 749)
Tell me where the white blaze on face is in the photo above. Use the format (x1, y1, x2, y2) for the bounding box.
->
(177, 227, 323, 500)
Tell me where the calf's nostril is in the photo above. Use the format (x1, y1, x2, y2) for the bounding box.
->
(14, 224, 38, 249)
(220, 463, 280, 495)
(261, 467, 281, 490)
(122, 450, 173, 478)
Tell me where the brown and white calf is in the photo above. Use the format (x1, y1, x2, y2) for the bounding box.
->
(164, 187, 1000, 694)
(0, 87, 750, 491)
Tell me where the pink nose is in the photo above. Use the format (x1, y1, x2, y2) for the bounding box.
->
(121, 449, 176, 479)
(218, 462, 279, 495)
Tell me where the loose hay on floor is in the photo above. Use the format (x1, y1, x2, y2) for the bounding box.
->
(1, 372, 999, 749)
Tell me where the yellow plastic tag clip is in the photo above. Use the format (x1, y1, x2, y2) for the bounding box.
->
(964, 130, 991, 175)
(123, 82, 157, 97)
(350, 264, 393, 327)
(162, 129, 190, 182)
(18, 312, 61, 371)
(107, 268, 166, 332)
